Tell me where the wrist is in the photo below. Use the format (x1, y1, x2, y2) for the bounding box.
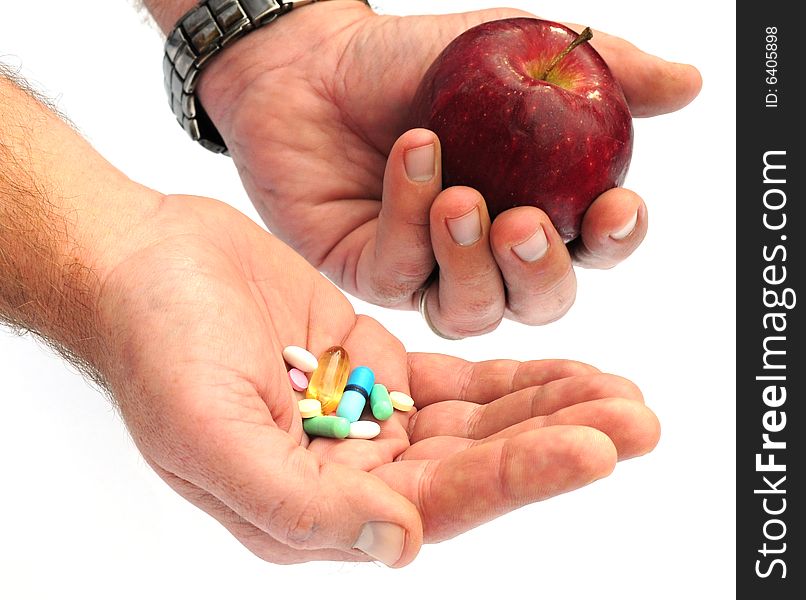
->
(183, 1, 374, 140)
(8, 178, 162, 378)
(144, 0, 199, 34)
(0, 75, 162, 375)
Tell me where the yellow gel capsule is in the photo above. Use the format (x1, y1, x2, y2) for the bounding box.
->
(307, 346, 350, 414)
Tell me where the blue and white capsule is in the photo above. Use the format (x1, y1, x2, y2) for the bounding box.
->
(336, 366, 375, 422)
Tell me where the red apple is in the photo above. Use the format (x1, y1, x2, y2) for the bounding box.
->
(411, 18, 633, 242)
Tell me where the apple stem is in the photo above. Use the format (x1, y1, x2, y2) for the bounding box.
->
(540, 26, 593, 80)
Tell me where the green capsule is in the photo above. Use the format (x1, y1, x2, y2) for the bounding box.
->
(369, 384, 394, 421)
(303, 415, 351, 439)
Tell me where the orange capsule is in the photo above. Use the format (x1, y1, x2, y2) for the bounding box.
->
(306, 346, 350, 414)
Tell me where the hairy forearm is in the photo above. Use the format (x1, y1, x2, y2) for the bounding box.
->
(0, 68, 160, 376)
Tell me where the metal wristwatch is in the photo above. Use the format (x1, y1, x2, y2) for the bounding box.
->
(163, 0, 370, 154)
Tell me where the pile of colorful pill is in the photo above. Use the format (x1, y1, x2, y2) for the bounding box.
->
(282, 345, 415, 439)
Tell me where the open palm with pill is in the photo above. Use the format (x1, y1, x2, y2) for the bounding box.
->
(101, 194, 660, 567)
(194, 1, 702, 339)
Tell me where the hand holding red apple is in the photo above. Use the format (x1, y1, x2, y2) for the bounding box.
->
(412, 18, 634, 243)
(191, 3, 702, 338)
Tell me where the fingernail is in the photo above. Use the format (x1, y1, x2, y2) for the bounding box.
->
(404, 143, 435, 182)
(610, 211, 638, 240)
(353, 522, 405, 567)
(512, 226, 549, 262)
(447, 207, 482, 246)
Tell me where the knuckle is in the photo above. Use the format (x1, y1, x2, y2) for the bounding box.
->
(391, 259, 433, 284)
(450, 289, 503, 318)
(258, 448, 325, 549)
(369, 277, 412, 306)
(267, 494, 323, 548)
(509, 277, 577, 325)
(465, 294, 502, 318)
(453, 262, 499, 288)
(496, 438, 518, 501)
(370, 263, 432, 306)
(465, 404, 488, 440)
(436, 292, 503, 337)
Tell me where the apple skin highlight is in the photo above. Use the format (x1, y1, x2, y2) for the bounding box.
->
(411, 18, 633, 242)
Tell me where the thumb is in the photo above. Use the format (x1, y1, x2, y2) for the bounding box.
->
(427, 11, 701, 117)
(166, 417, 423, 567)
(424, 8, 534, 55)
(564, 24, 702, 117)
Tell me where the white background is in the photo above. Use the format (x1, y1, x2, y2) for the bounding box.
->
(1, 1, 735, 598)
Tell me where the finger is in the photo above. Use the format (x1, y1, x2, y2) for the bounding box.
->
(161, 418, 423, 567)
(356, 129, 442, 306)
(404, 397, 658, 462)
(426, 13, 701, 119)
(424, 186, 505, 338)
(409, 373, 643, 441)
(569, 24, 703, 117)
(408, 353, 600, 407)
(434, 12, 701, 118)
(374, 426, 617, 542)
(571, 188, 648, 269)
(489, 206, 577, 324)
(533, 397, 660, 459)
